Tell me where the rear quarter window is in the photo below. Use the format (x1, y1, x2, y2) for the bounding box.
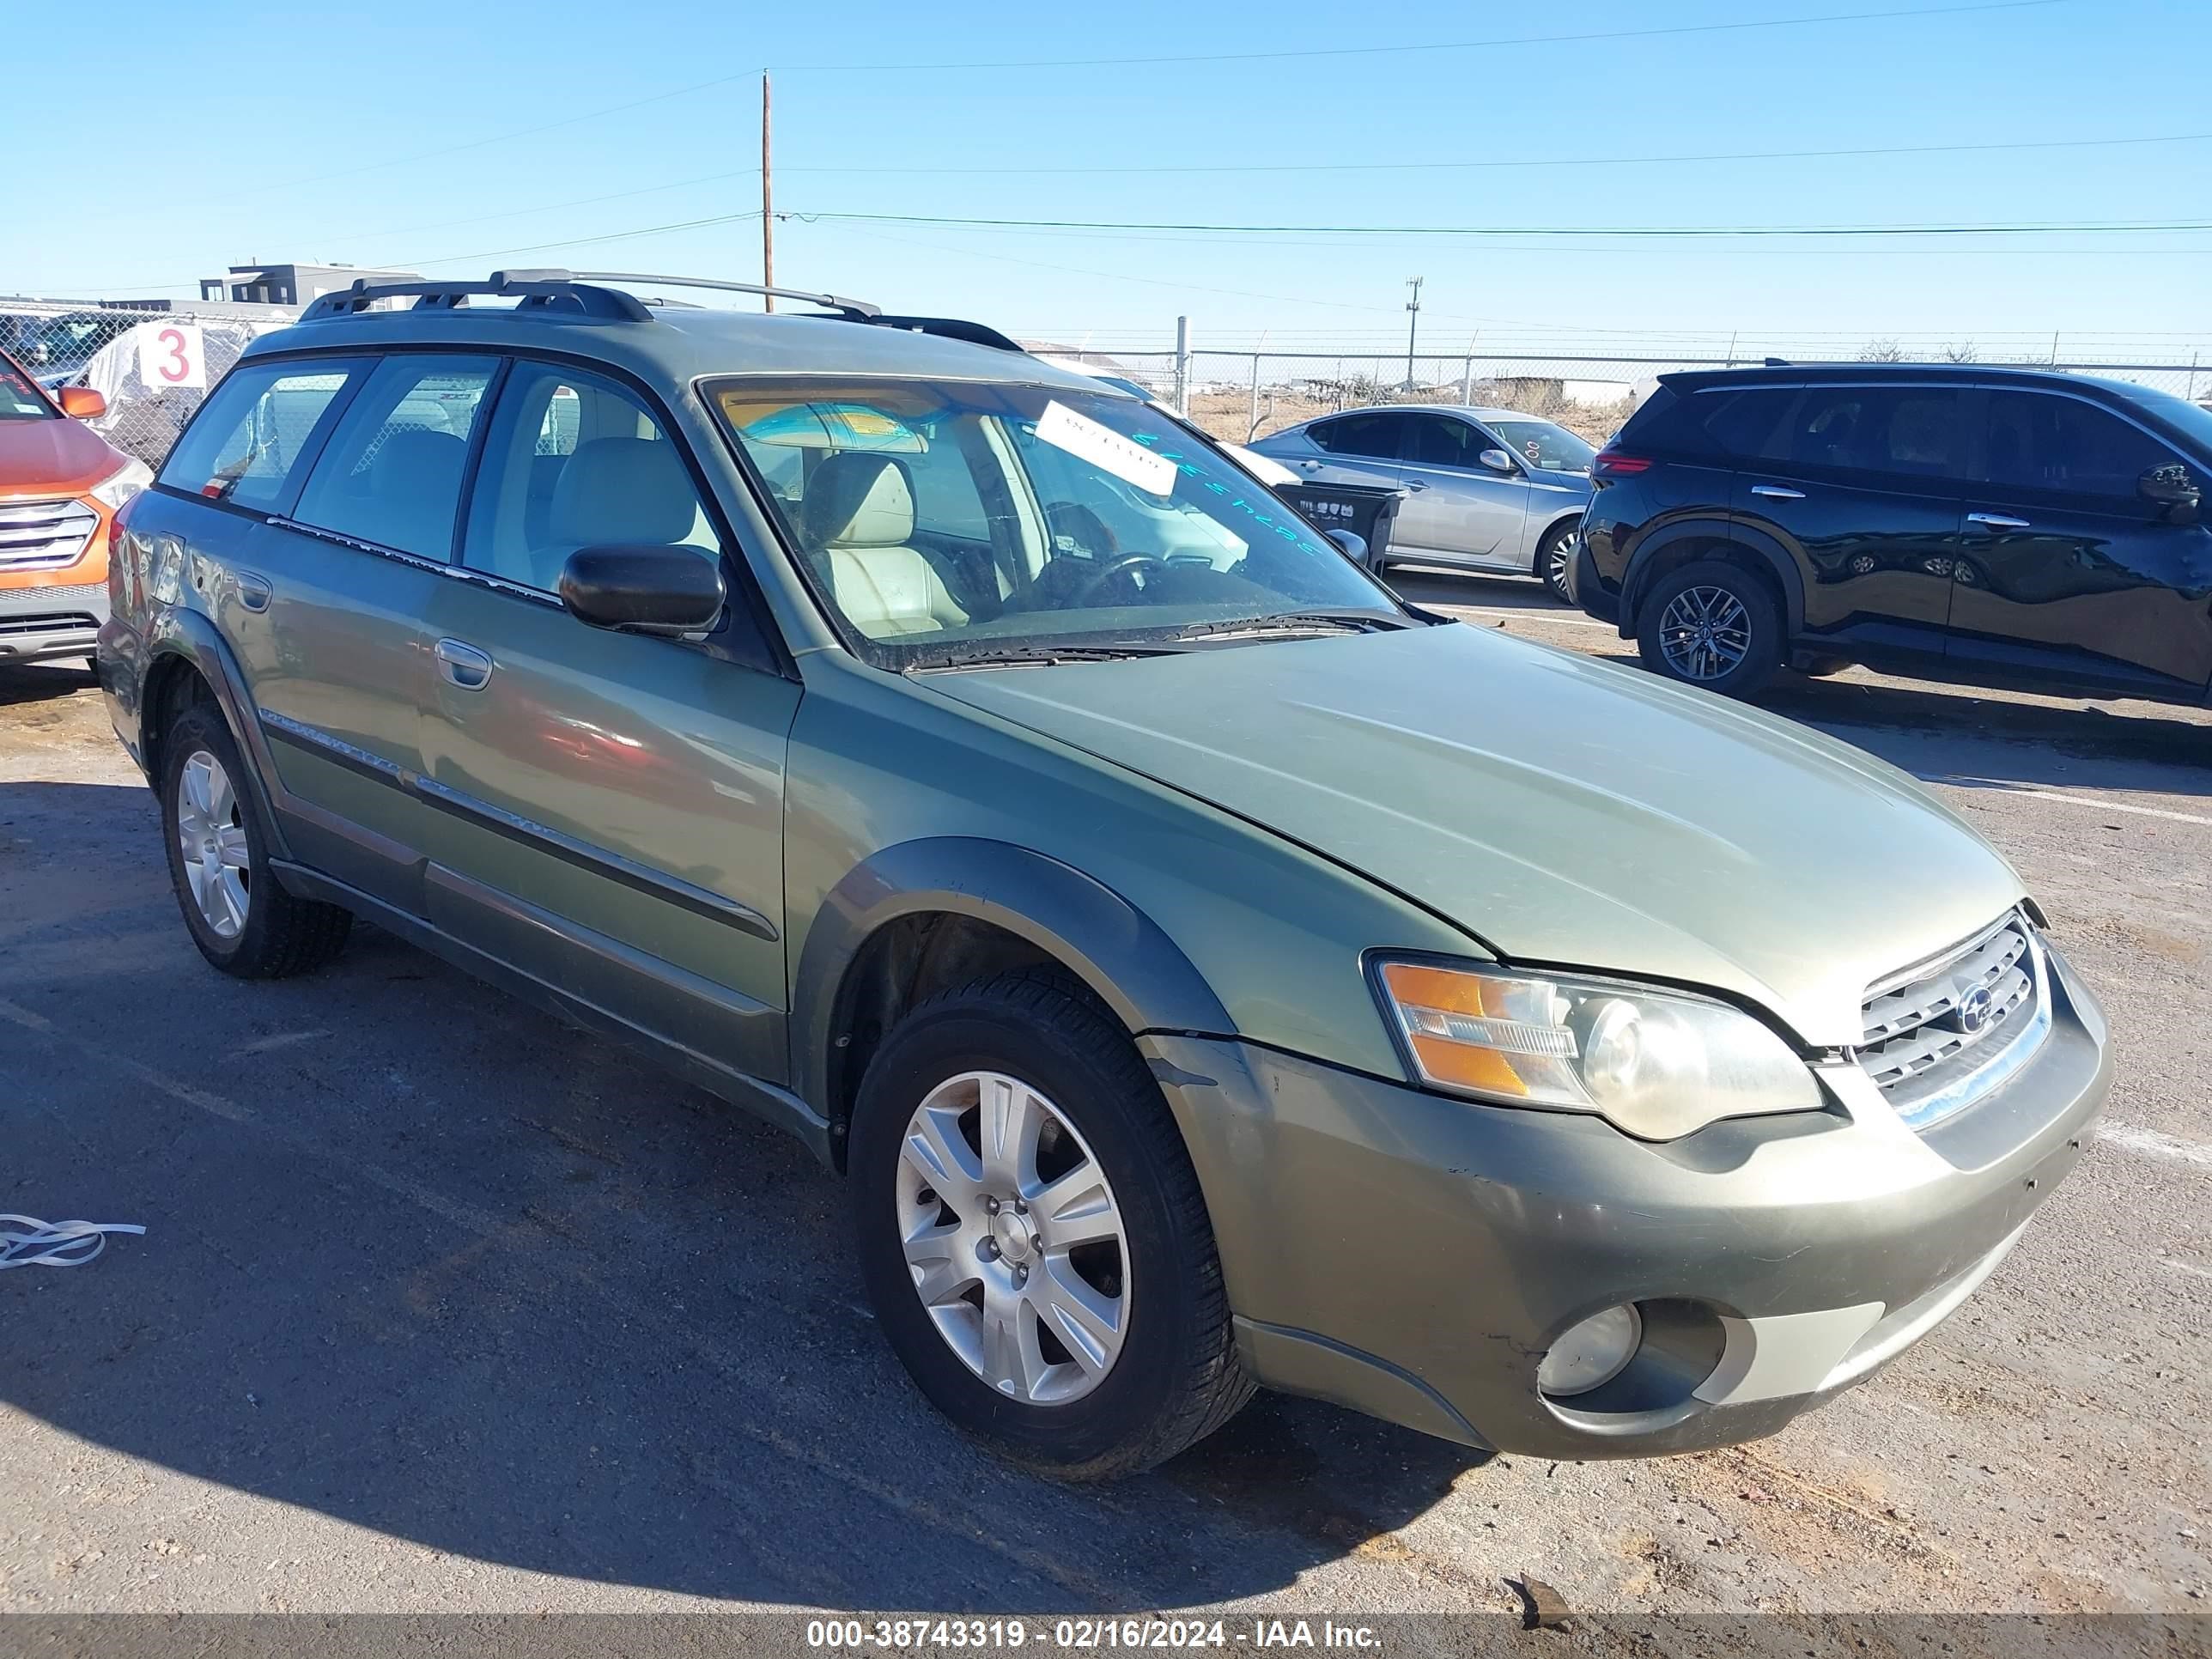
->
(159, 360, 362, 512)
(1626, 385, 1796, 461)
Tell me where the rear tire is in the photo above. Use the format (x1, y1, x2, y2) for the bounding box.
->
(1636, 558, 1783, 698)
(160, 702, 352, 978)
(849, 969, 1252, 1480)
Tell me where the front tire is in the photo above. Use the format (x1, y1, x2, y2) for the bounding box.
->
(1537, 520, 1581, 604)
(849, 970, 1252, 1480)
(1636, 558, 1783, 698)
(160, 702, 352, 978)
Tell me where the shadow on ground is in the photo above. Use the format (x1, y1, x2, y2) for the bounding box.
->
(0, 659, 99, 709)
(3, 781, 1486, 1611)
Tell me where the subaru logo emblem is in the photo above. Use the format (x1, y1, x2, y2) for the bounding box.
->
(1954, 986, 1993, 1035)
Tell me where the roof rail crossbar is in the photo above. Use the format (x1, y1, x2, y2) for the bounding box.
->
(860, 315, 1027, 354)
(299, 270, 650, 322)
(570, 271, 882, 319)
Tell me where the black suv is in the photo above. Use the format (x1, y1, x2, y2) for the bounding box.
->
(1571, 364, 2212, 702)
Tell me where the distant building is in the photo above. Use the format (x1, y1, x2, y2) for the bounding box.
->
(198, 263, 421, 307)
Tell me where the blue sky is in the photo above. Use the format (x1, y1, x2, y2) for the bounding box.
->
(13, 0, 2209, 363)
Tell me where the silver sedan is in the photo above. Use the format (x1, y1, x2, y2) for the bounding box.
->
(1251, 404, 1594, 599)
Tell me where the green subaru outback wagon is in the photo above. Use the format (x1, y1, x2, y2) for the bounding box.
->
(100, 271, 2111, 1480)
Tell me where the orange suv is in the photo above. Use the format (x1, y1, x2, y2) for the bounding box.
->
(1, 346, 150, 666)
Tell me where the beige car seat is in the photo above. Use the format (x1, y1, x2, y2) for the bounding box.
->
(799, 453, 969, 637)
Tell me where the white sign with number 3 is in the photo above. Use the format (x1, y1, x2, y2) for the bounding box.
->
(137, 323, 206, 391)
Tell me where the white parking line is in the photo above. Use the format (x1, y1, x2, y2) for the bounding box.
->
(1922, 776, 2212, 828)
(2100, 1121, 2212, 1170)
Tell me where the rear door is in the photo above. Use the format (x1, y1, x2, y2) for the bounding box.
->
(1730, 382, 1969, 663)
(1948, 386, 2212, 696)
(1283, 410, 1412, 487)
(417, 358, 800, 1086)
(1393, 411, 1533, 562)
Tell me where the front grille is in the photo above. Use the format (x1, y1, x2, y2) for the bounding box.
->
(1856, 911, 2049, 1130)
(0, 496, 99, 574)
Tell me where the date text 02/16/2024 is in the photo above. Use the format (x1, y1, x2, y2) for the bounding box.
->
(805, 1618, 1384, 1649)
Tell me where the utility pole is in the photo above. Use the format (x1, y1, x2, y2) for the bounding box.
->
(1174, 315, 1192, 416)
(1403, 277, 1424, 392)
(760, 74, 775, 312)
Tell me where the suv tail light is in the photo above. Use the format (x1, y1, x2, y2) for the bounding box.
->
(1592, 451, 1652, 477)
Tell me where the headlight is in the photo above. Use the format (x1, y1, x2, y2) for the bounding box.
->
(88, 458, 153, 513)
(1374, 958, 1822, 1140)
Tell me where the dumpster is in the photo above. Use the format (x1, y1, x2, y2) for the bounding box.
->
(1272, 478, 1406, 574)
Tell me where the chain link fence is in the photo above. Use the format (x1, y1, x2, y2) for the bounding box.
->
(1041, 348, 2211, 447)
(1, 300, 295, 468)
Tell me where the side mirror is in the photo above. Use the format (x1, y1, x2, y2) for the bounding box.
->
(58, 386, 106, 419)
(1477, 447, 1516, 474)
(1324, 528, 1369, 564)
(2140, 463, 2201, 524)
(559, 544, 725, 635)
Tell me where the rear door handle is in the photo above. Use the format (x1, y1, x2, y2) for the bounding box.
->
(434, 637, 495, 690)
(1968, 512, 2031, 530)
(1750, 483, 1806, 500)
(235, 572, 272, 612)
(1401, 478, 1428, 492)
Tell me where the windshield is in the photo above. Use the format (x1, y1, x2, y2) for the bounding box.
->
(711, 378, 1404, 666)
(1485, 417, 1595, 472)
(0, 356, 54, 421)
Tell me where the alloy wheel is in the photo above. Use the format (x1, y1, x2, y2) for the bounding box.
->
(1546, 532, 1579, 599)
(1656, 584, 1752, 681)
(895, 1070, 1130, 1406)
(175, 749, 250, 939)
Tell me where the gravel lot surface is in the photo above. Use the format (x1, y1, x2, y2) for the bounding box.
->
(3, 577, 2207, 1631)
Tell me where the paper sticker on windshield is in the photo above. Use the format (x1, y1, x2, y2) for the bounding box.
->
(1034, 401, 1177, 497)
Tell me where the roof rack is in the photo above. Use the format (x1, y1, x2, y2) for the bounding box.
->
(294, 269, 1029, 356)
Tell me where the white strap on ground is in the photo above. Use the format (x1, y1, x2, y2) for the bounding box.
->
(0, 1215, 145, 1269)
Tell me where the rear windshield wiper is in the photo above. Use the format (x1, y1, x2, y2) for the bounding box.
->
(901, 642, 1189, 674)
(1166, 610, 1413, 641)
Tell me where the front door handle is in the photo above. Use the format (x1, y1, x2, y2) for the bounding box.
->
(1967, 512, 2031, 531)
(1401, 478, 1428, 492)
(434, 637, 495, 690)
(1750, 483, 1806, 500)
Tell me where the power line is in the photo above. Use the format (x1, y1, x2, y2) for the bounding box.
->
(187, 0, 2069, 207)
(771, 0, 2063, 70)
(776, 130, 2212, 179)
(797, 210, 2212, 240)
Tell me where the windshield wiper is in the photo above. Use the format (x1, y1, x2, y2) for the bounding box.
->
(902, 642, 1189, 674)
(1166, 609, 1413, 641)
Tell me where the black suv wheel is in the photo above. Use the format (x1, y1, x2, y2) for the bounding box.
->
(1636, 558, 1783, 698)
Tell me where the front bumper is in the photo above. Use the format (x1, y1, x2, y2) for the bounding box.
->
(0, 579, 106, 665)
(1140, 946, 2110, 1460)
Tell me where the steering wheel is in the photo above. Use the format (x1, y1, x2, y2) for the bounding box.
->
(1074, 553, 1166, 605)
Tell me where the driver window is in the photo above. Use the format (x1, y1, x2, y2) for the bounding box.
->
(1401, 414, 1482, 470)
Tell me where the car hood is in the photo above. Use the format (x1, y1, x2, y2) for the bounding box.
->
(0, 414, 125, 497)
(927, 623, 2024, 1047)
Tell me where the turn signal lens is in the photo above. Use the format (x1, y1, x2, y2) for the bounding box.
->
(1374, 959, 1822, 1140)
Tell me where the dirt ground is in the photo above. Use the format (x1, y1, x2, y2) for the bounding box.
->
(2, 589, 2207, 1633)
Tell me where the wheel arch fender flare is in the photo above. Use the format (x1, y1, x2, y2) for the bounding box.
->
(1621, 519, 1805, 635)
(141, 607, 294, 862)
(791, 836, 1234, 1118)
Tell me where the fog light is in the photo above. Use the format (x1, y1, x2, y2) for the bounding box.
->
(1538, 1304, 1643, 1398)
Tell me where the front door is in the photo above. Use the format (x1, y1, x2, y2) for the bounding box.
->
(1730, 382, 1969, 664)
(1948, 387, 2212, 697)
(1392, 411, 1533, 563)
(416, 359, 800, 1085)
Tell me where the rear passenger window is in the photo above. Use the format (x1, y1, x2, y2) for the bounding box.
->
(1979, 392, 2187, 503)
(291, 356, 497, 558)
(158, 360, 361, 511)
(1310, 413, 1406, 461)
(463, 362, 719, 592)
(1783, 387, 1963, 484)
